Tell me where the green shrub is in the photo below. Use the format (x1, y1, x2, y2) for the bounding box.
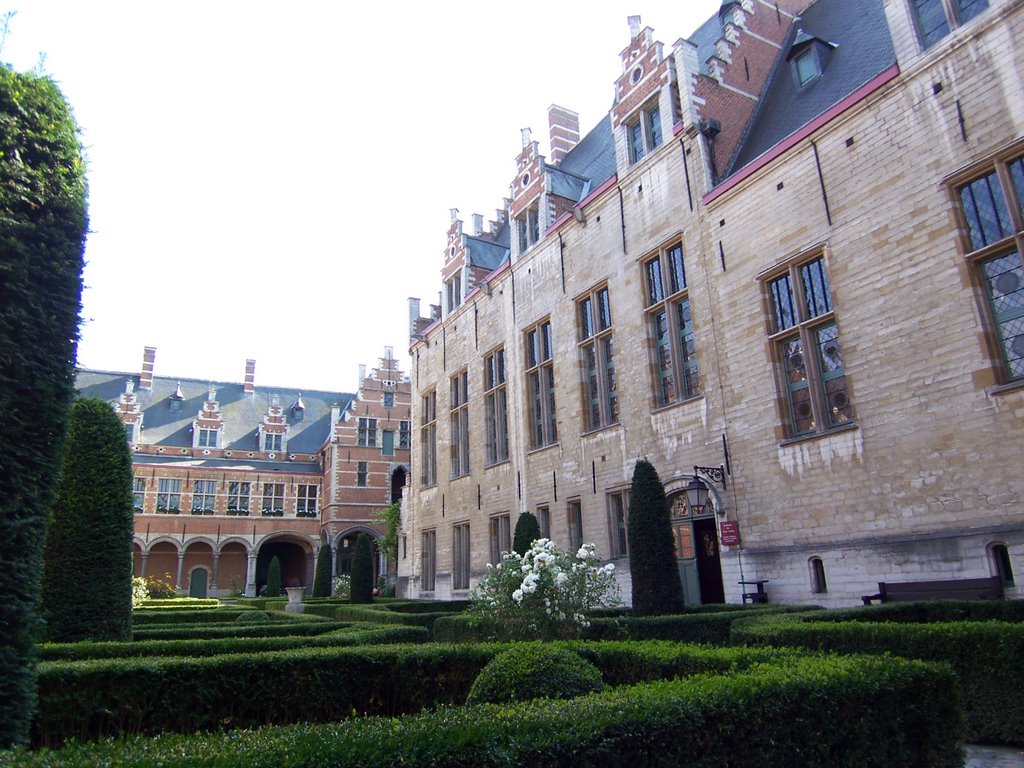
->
(733, 612, 1024, 745)
(10, 653, 962, 767)
(266, 557, 282, 598)
(312, 543, 332, 598)
(41, 399, 135, 644)
(466, 645, 604, 705)
(130, 620, 350, 642)
(512, 511, 541, 556)
(0, 65, 88, 748)
(350, 534, 373, 604)
(626, 459, 684, 615)
(235, 611, 273, 624)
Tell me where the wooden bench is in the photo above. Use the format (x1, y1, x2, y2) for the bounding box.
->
(861, 576, 1004, 605)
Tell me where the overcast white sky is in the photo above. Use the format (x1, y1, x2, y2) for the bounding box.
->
(3, 1, 719, 393)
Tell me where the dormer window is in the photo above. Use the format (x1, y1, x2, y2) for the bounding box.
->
(910, 0, 988, 49)
(197, 428, 218, 448)
(263, 433, 282, 452)
(787, 32, 835, 88)
(169, 382, 184, 412)
(627, 101, 662, 165)
(516, 205, 540, 252)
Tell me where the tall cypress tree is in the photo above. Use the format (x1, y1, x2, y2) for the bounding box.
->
(350, 533, 374, 604)
(512, 511, 541, 556)
(41, 398, 134, 642)
(627, 459, 685, 615)
(312, 542, 332, 597)
(0, 66, 87, 747)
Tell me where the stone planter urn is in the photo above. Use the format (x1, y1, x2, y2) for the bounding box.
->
(285, 586, 305, 613)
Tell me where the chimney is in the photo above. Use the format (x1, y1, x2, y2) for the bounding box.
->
(243, 359, 256, 396)
(139, 346, 156, 390)
(548, 105, 580, 166)
(408, 297, 422, 339)
(521, 127, 532, 148)
(358, 364, 367, 386)
(471, 214, 484, 236)
(628, 15, 642, 39)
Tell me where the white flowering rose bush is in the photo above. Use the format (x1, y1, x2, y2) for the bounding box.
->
(469, 538, 620, 640)
(131, 576, 149, 609)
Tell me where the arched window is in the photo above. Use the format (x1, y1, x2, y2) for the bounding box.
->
(992, 544, 1015, 587)
(809, 557, 828, 594)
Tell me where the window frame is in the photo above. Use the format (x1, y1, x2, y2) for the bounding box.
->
(420, 390, 437, 486)
(261, 483, 285, 516)
(449, 370, 470, 478)
(263, 432, 282, 452)
(524, 319, 558, 449)
(567, 499, 583, 552)
(421, 529, 437, 591)
(949, 146, 1024, 386)
(484, 347, 509, 466)
(156, 478, 182, 513)
(761, 250, 855, 439)
(909, 0, 988, 49)
(296, 484, 318, 517)
(607, 490, 629, 559)
(197, 428, 218, 448)
(191, 479, 217, 514)
(516, 205, 541, 252)
(627, 99, 664, 165)
(536, 504, 551, 540)
(489, 513, 511, 565)
(357, 417, 378, 448)
(644, 241, 702, 408)
(399, 420, 411, 450)
(453, 522, 471, 590)
(577, 285, 619, 431)
(809, 556, 828, 594)
(227, 481, 251, 515)
(356, 461, 368, 487)
(132, 477, 146, 511)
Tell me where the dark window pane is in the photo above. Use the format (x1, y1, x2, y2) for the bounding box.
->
(960, 171, 1012, 249)
(955, 0, 988, 23)
(770, 274, 796, 331)
(648, 106, 662, 149)
(983, 252, 1024, 380)
(668, 244, 686, 293)
(580, 298, 594, 339)
(646, 257, 664, 304)
(1009, 157, 1024, 221)
(630, 121, 645, 162)
(801, 258, 833, 318)
(598, 288, 612, 330)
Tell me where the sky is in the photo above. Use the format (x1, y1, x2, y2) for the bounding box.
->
(2, 0, 720, 393)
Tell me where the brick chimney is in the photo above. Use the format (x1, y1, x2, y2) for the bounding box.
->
(139, 346, 156, 390)
(548, 105, 580, 166)
(243, 359, 256, 396)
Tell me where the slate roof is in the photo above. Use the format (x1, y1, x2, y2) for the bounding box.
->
(556, 115, 617, 193)
(465, 231, 510, 272)
(75, 369, 355, 458)
(688, 12, 727, 76)
(726, 0, 896, 175)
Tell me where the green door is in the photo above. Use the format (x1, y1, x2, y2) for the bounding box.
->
(189, 568, 208, 598)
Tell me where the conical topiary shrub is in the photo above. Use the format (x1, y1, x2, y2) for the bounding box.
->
(350, 533, 374, 604)
(627, 458, 685, 615)
(512, 511, 542, 556)
(266, 556, 282, 598)
(312, 542, 332, 597)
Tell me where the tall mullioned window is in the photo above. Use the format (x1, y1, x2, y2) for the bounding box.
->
(421, 530, 436, 591)
(420, 391, 437, 486)
(489, 513, 511, 565)
(484, 347, 509, 466)
(227, 482, 251, 515)
(578, 285, 618, 430)
(156, 478, 182, 512)
(357, 418, 377, 447)
(132, 478, 146, 511)
(955, 151, 1024, 383)
(765, 254, 854, 437)
(191, 480, 216, 514)
(453, 523, 471, 590)
(525, 319, 557, 448)
(450, 370, 470, 478)
(261, 483, 285, 516)
(644, 242, 701, 407)
(296, 485, 318, 517)
(909, 0, 988, 49)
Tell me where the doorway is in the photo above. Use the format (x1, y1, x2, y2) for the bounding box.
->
(188, 567, 208, 598)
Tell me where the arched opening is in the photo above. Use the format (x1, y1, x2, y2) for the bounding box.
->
(390, 466, 407, 505)
(132, 543, 143, 578)
(183, 541, 213, 595)
(991, 543, 1015, 587)
(189, 567, 209, 598)
(147, 541, 179, 590)
(256, 539, 310, 593)
(668, 490, 725, 605)
(809, 556, 828, 594)
(218, 541, 248, 596)
(335, 530, 380, 586)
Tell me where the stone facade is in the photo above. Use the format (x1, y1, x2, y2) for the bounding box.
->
(400, 0, 1024, 607)
(76, 347, 410, 597)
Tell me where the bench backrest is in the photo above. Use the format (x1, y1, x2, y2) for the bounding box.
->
(879, 576, 1004, 602)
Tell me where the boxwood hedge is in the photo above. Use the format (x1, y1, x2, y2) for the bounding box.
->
(7, 653, 962, 767)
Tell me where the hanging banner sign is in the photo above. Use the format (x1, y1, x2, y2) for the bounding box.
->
(719, 520, 740, 547)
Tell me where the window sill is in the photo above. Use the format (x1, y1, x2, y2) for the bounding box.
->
(449, 473, 471, 482)
(988, 379, 1024, 397)
(779, 420, 859, 448)
(526, 441, 559, 457)
(651, 394, 705, 415)
(581, 422, 622, 438)
(484, 458, 511, 470)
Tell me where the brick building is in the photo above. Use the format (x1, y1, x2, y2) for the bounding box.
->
(76, 347, 411, 596)
(400, 0, 1024, 606)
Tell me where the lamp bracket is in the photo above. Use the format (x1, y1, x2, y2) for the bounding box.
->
(694, 464, 727, 490)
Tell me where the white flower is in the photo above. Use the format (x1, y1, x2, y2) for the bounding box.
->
(512, 589, 524, 603)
